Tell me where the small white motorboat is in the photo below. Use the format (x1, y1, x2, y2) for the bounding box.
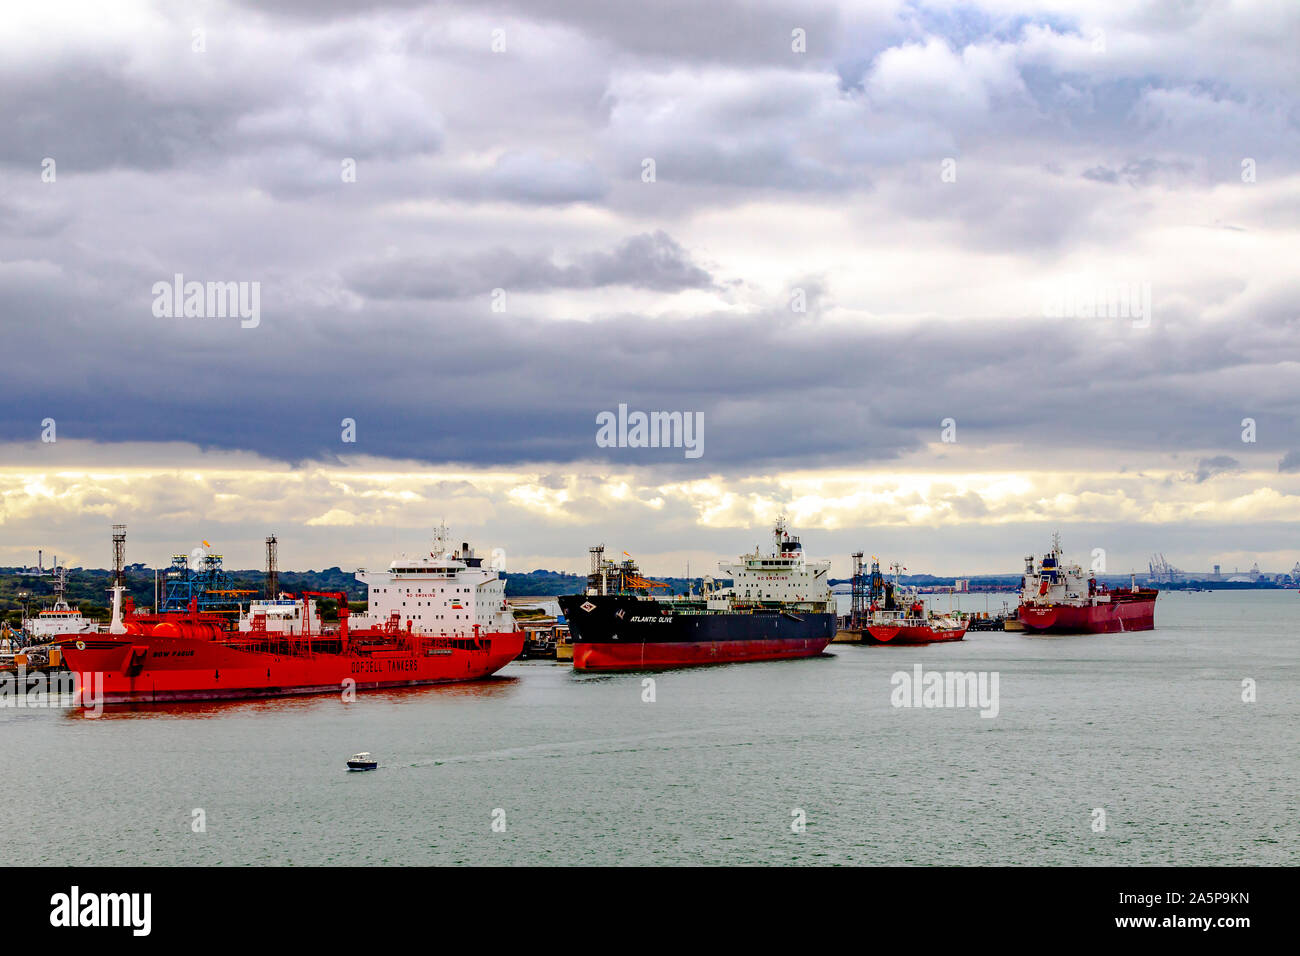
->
(346, 752, 378, 771)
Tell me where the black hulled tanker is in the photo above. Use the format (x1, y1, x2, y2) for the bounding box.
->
(559, 518, 836, 670)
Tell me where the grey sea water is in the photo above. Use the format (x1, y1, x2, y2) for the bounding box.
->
(2, 590, 1295, 865)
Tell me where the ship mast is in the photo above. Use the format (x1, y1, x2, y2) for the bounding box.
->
(108, 524, 127, 635)
(53, 566, 68, 611)
(431, 522, 451, 559)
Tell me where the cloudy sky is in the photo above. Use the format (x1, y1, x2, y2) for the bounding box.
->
(2, 0, 1298, 578)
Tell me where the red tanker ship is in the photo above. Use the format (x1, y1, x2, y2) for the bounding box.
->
(1016, 534, 1158, 633)
(850, 558, 967, 644)
(57, 529, 523, 704)
(863, 597, 967, 645)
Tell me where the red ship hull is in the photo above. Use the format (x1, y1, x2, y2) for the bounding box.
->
(1017, 595, 1156, 633)
(863, 624, 966, 644)
(573, 635, 831, 671)
(59, 629, 524, 704)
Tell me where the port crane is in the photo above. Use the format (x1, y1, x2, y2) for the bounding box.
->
(1147, 554, 1182, 584)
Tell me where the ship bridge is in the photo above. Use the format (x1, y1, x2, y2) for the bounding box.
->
(387, 555, 468, 576)
(714, 517, 833, 607)
(353, 529, 511, 637)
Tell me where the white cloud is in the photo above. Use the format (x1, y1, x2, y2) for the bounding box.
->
(865, 37, 1027, 118)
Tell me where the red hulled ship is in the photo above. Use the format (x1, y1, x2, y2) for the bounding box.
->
(864, 614, 966, 645)
(853, 558, 967, 644)
(1016, 534, 1157, 634)
(57, 529, 523, 704)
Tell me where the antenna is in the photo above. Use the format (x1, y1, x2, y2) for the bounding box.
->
(432, 522, 451, 559)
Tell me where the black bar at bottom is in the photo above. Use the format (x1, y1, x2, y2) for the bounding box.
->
(17, 865, 1281, 942)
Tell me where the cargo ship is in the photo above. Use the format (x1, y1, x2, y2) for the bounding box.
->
(557, 517, 835, 670)
(56, 528, 524, 704)
(1016, 534, 1157, 633)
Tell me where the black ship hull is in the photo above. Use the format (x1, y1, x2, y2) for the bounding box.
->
(558, 594, 835, 671)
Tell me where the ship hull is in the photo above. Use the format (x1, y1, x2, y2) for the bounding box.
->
(559, 595, 834, 671)
(1017, 595, 1156, 633)
(58, 630, 525, 704)
(863, 624, 966, 644)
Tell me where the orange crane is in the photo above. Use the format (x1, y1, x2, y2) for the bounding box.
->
(202, 589, 259, 614)
(299, 591, 351, 651)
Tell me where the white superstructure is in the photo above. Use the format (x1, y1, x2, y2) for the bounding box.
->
(1020, 532, 1112, 608)
(237, 598, 319, 634)
(23, 604, 98, 640)
(22, 569, 98, 640)
(709, 516, 834, 611)
(352, 527, 516, 636)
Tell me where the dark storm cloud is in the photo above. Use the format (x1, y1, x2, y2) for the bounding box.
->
(947, 491, 990, 519)
(2, 0, 1299, 478)
(345, 231, 713, 300)
(1081, 165, 1120, 184)
(1193, 456, 1241, 483)
(0, 24, 444, 176)
(0, 65, 240, 171)
(240, 0, 848, 65)
(496, 0, 845, 64)
(1081, 158, 1195, 188)
(5, 263, 1300, 473)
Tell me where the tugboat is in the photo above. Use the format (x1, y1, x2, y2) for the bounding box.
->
(1016, 534, 1158, 633)
(558, 516, 836, 671)
(347, 752, 379, 771)
(21, 568, 98, 643)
